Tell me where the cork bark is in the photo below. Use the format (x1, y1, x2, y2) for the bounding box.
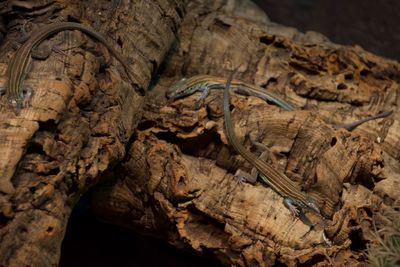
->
(92, 0, 399, 266)
(1, 0, 399, 266)
(0, 0, 183, 266)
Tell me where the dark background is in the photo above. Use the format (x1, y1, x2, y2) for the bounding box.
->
(253, 0, 400, 61)
(60, 1, 399, 266)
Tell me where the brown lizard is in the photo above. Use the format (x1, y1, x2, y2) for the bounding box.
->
(2, 21, 138, 111)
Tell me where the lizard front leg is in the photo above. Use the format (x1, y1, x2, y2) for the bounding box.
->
(21, 86, 33, 108)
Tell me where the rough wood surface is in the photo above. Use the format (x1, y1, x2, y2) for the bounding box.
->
(0, 0, 399, 266)
(0, 0, 184, 266)
(91, 0, 400, 266)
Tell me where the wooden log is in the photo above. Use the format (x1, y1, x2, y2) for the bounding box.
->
(92, 0, 399, 266)
(0, 0, 183, 266)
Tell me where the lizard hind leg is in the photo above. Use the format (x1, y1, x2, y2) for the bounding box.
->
(31, 44, 54, 60)
(234, 142, 279, 186)
(31, 38, 71, 60)
(247, 132, 280, 164)
(234, 168, 258, 185)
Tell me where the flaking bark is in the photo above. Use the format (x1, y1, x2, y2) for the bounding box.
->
(93, 0, 399, 266)
(0, 0, 399, 266)
(0, 0, 183, 266)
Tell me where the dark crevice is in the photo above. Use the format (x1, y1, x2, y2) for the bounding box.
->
(123, 132, 137, 157)
(136, 120, 157, 131)
(60, 203, 223, 267)
(260, 77, 278, 89)
(349, 227, 368, 251)
(344, 73, 354, 80)
(47, 166, 60, 176)
(26, 142, 46, 155)
(150, 59, 158, 76)
(273, 40, 287, 49)
(77, 100, 93, 111)
(337, 83, 347, 90)
(98, 62, 107, 76)
(376, 159, 385, 169)
(330, 137, 337, 146)
(353, 170, 376, 190)
(0, 214, 9, 228)
(363, 207, 373, 218)
(259, 35, 274, 45)
(155, 130, 222, 158)
(116, 36, 123, 47)
(38, 119, 58, 133)
(273, 259, 288, 267)
(66, 16, 81, 24)
(360, 69, 370, 77)
(186, 204, 226, 231)
(298, 254, 326, 267)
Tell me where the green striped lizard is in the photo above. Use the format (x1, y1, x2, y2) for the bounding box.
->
(1, 21, 137, 110)
(167, 74, 295, 111)
(167, 74, 392, 131)
(167, 73, 392, 217)
(222, 70, 320, 216)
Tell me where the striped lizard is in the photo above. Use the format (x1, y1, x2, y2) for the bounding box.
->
(223, 69, 320, 216)
(168, 73, 392, 216)
(167, 74, 295, 112)
(167, 74, 392, 131)
(2, 21, 137, 110)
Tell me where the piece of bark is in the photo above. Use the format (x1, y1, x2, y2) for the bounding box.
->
(0, 0, 183, 266)
(91, 0, 399, 266)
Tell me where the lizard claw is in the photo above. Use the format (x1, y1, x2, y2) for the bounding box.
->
(283, 198, 301, 217)
(235, 175, 247, 185)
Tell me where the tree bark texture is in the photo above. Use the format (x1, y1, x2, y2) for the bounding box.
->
(92, 0, 400, 266)
(1, 0, 399, 266)
(0, 0, 184, 266)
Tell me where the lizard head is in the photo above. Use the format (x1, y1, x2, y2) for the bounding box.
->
(165, 78, 188, 100)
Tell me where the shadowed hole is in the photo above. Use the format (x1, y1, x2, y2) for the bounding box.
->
(344, 73, 353, 80)
(337, 83, 347, 90)
(349, 227, 367, 251)
(360, 69, 370, 76)
(330, 137, 337, 146)
(26, 142, 46, 155)
(299, 254, 326, 267)
(259, 35, 274, 45)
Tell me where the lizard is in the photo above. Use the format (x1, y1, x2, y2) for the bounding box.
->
(223, 69, 320, 216)
(166, 74, 295, 112)
(2, 21, 138, 110)
(167, 74, 392, 131)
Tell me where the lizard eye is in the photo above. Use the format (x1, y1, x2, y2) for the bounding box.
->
(306, 198, 320, 213)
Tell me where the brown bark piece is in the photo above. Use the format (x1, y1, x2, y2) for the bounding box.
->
(1, 0, 399, 266)
(92, 0, 399, 266)
(94, 89, 388, 265)
(0, 0, 184, 266)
